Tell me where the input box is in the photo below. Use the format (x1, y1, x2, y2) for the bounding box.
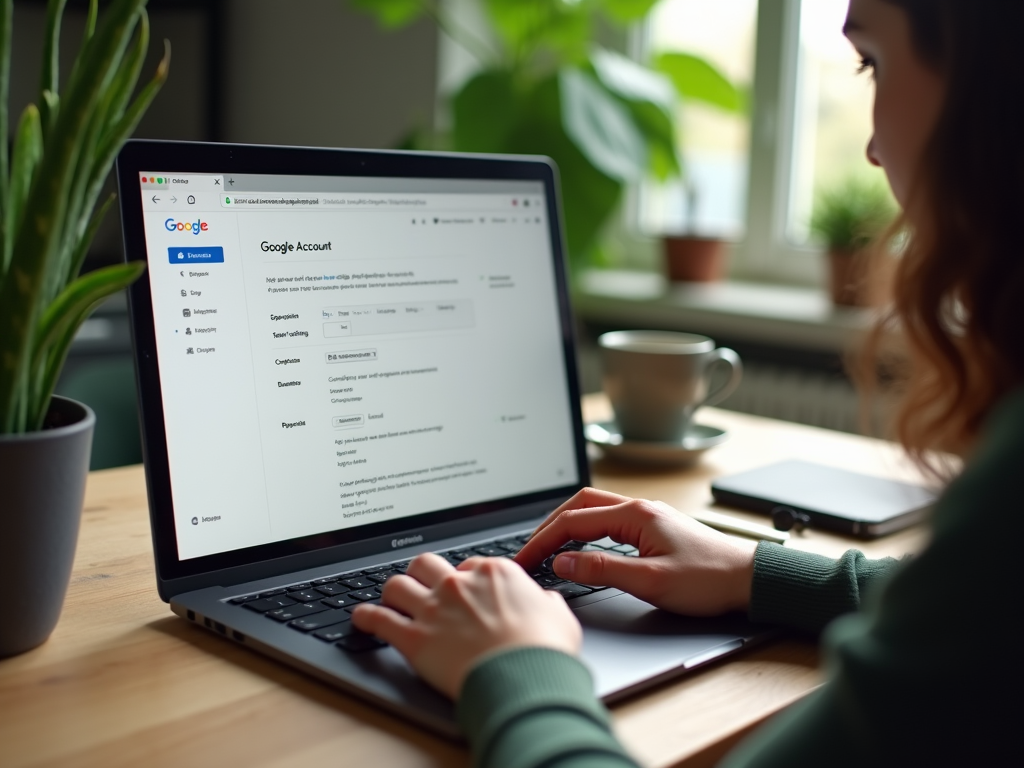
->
(323, 321, 352, 337)
(321, 299, 474, 338)
(332, 414, 365, 429)
(326, 349, 377, 363)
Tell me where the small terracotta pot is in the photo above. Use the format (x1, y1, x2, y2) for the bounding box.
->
(828, 248, 892, 307)
(663, 236, 728, 282)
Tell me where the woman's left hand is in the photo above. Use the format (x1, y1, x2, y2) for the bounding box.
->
(351, 552, 582, 699)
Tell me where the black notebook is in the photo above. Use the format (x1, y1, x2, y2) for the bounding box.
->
(711, 459, 937, 538)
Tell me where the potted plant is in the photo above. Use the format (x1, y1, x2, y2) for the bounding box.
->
(654, 51, 745, 282)
(352, 0, 739, 276)
(0, 0, 168, 657)
(810, 177, 898, 307)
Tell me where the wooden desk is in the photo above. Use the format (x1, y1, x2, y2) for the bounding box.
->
(0, 399, 930, 768)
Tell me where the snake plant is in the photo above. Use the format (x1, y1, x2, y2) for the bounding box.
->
(0, 0, 168, 434)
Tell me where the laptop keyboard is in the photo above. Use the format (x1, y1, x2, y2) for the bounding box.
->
(228, 533, 639, 653)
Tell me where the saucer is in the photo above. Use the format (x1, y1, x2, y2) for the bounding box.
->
(584, 421, 729, 467)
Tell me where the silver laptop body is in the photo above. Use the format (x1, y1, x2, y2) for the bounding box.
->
(117, 140, 769, 738)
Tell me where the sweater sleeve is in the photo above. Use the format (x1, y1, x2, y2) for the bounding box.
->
(721, 388, 1024, 767)
(456, 647, 639, 768)
(749, 542, 902, 633)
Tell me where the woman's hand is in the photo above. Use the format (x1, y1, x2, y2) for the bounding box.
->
(350, 552, 582, 699)
(515, 488, 757, 617)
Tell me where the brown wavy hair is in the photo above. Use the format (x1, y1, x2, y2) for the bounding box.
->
(859, 0, 1024, 473)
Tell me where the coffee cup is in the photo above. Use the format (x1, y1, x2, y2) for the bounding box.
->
(598, 330, 742, 443)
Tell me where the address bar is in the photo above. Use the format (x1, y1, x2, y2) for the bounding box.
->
(222, 193, 425, 208)
(221, 193, 521, 210)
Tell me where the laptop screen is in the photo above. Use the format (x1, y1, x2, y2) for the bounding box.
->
(136, 171, 580, 562)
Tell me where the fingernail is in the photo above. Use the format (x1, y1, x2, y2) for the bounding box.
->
(554, 553, 576, 577)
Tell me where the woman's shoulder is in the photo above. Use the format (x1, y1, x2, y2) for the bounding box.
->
(934, 385, 1024, 536)
(972, 385, 1024, 472)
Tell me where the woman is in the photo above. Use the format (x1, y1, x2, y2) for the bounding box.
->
(352, 0, 1024, 764)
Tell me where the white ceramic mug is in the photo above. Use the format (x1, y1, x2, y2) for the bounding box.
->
(599, 330, 743, 443)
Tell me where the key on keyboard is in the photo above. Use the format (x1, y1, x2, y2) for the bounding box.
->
(266, 602, 328, 622)
(244, 596, 296, 613)
(290, 609, 351, 632)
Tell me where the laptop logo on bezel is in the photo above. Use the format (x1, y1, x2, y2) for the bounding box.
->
(391, 535, 423, 549)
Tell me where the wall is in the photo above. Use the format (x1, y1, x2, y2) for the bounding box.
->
(221, 0, 438, 149)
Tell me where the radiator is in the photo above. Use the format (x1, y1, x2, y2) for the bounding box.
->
(718, 362, 863, 434)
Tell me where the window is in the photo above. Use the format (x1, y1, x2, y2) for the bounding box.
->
(431, 0, 882, 288)
(788, 0, 880, 243)
(639, 0, 758, 239)
(638, 0, 885, 286)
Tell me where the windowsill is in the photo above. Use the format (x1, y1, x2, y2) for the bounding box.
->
(573, 269, 874, 353)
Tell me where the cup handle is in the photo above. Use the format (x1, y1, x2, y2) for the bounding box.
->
(697, 347, 743, 409)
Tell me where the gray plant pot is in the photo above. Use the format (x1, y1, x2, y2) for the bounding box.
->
(0, 396, 94, 657)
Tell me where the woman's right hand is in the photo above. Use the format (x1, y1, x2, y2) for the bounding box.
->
(514, 488, 758, 617)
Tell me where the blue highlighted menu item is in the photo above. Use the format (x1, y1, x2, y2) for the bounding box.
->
(168, 246, 224, 264)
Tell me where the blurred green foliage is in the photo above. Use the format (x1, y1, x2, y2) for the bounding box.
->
(810, 176, 898, 253)
(350, 0, 743, 269)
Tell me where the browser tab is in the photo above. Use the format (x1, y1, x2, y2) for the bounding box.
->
(140, 173, 223, 190)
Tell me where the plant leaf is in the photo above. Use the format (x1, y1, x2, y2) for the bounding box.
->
(506, 74, 622, 267)
(102, 8, 150, 130)
(485, 0, 590, 63)
(39, 0, 68, 138)
(42, 89, 60, 127)
(591, 48, 675, 112)
(0, 0, 12, 225)
(559, 67, 646, 183)
(810, 176, 897, 251)
(82, 36, 167, 220)
(61, 15, 159, 294)
(655, 52, 745, 113)
(451, 69, 518, 153)
(67, 192, 116, 289)
(624, 99, 679, 179)
(350, 0, 424, 28)
(590, 48, 680, 179)
(4, 105, 44, 279)
(84, 0, 97, 41)
(29, 261, 145, 428)
(600, 0, 660, 24)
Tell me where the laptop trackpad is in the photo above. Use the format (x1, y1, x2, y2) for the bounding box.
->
(573, 591, 755, 699)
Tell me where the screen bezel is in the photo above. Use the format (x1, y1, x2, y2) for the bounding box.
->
(116, 139, 589, 588)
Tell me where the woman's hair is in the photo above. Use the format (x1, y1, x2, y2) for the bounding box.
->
(860, 0, 1024, 472)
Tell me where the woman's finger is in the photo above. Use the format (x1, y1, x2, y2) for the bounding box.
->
(350, 603, 416, 653)
(380, 573, 432, 617)
(530, 487, 632, 540)
(552, 550, 660, 596)
(405, 552, 455, 588)
(455, 555, 491, 572)
(515, 500, 654, 571)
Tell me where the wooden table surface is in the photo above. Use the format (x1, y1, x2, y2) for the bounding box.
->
(0, 397, 932, 768)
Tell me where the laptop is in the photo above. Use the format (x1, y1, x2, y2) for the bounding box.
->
(116, 139, 769, 738)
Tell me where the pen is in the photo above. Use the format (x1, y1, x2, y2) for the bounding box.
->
(689, 509, 790, 544)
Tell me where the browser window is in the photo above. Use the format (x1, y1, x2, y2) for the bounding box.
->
(138, 173, 578, 560)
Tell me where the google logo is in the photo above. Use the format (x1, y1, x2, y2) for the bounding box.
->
(165, 218, 209, 235)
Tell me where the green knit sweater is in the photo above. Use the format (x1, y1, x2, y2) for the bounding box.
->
(456, 388, 1024, 767)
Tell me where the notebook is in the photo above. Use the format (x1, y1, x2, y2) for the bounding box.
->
(116, 139, 770, 738)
